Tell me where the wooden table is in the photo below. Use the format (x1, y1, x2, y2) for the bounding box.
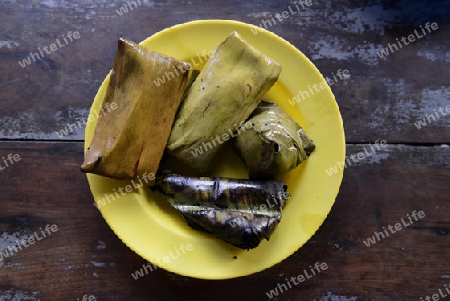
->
(1, 1, 449, 300)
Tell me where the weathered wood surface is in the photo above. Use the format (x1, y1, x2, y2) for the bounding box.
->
(0, 0, 449, 142)
(0, 142, 449, 300)
(0, 0, 449, 300)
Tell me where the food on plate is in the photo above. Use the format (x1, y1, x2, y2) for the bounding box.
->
(150, 173, 290, 249)
(82, 32, 313, 250)
(234, 100, 315, 179)
(81, 37, 190, 182)
(166, 31, 282, 175)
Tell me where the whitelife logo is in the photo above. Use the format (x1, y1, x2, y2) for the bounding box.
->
(131, 243, 193, 280)
(288, 69, 349, 106)
(362, 210, 425, 247)
(414, 105, 450, 129)
(0, 153, 21, 171)
(420, 283, 450, 301)
(152, 51, 213, 88)
(0, 224, 59, 261)
(325, 140, 387, 176)
(18, 31, 80, 68)
(250, 1, 313, 35)
(55, 102, 118, 138)
(115, 0, 150, 16)
(94, 172, 155, 209)
(266, 262, 328, 299)
(228, 191, 290, 228)
(190, 121, 253, 158)
(377, 22, 439, 59)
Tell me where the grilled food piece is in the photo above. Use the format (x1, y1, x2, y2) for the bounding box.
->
(234, 100, 315, 179)
(166, 32, 282, 175)
(81, 37, 190, 182)
(150, 173, 290, 249)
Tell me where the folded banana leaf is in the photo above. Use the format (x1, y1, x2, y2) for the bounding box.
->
(150, 173, 290, 249)
(234, 100, 315, 179)
(166, 32, 282, 175)
(81, 37, 190, 181)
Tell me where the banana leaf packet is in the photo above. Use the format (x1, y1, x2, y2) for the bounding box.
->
(81, 37, 190, 181)
(150, 173, 290, 249)
(234, 100, 315, 179)
(166, 32, 282, 175)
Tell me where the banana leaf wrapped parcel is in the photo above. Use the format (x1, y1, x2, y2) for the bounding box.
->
(150, 173, 290, 249)
(234, 100, 315, 179)
(166, 32, 282, 175)
(81, 38, 190, 181)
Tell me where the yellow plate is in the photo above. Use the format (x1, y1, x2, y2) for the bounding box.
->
(84, 20, 345, 279)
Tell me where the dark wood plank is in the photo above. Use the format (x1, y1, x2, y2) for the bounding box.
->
(1, 0, 449, 300)
(0, 0, 449, 142)
(0, 141, 448, 300)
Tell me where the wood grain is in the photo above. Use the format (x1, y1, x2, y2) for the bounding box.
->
(0, 142, 448, 300)
(0, 0, 449, 300)
(0, 0, 449, 142)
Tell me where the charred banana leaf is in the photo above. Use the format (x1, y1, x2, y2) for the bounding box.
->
(150, 173, 290, 249)
(166, 32, 282, 175)
(81, 38, 190, 181)
(234, 100, 315, 179)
